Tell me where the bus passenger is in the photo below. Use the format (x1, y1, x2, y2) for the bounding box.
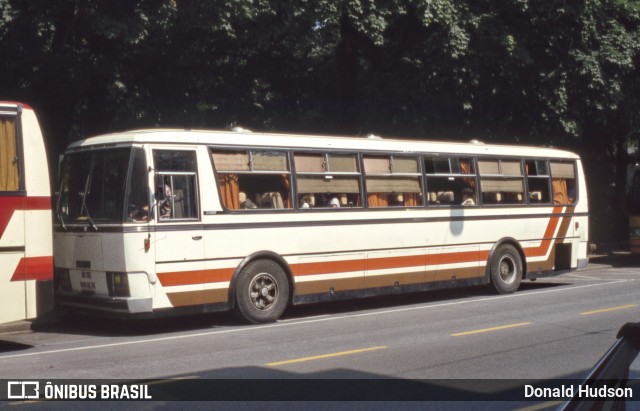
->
(299, 195, 311, 209)
(129, 203, 149, 221)
(461, 187, 475, 206)
(239, 192, 257, 209)
(158, 177, 172, 218)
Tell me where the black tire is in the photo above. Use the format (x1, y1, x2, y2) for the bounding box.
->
(234, 259, 290, 324)
(489, 244, 522, 294)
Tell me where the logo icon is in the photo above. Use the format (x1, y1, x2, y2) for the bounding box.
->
(7, 381, 40, 399)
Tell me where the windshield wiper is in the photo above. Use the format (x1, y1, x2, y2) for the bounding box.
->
(80, 171, 98, 231)
(55, 193, 67, 231)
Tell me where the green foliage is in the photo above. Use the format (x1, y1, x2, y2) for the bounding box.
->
(0, 0, 639, 246)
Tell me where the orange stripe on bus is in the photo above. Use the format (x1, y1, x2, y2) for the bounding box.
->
(292, 259, 366, 276)
(293, 250, 486, 278)
(158, 268, 234, 287)
(428, 250, 489, 266)
(523, 206, 566, 258)
(159, 207, 575, 287)
(367, 255, 425, 271)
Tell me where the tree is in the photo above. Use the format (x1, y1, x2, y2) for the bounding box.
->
(1, 0, 639, 248)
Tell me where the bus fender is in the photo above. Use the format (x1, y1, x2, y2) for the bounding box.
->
(484, 238, 528, 282)
(227, 251, 295, 310)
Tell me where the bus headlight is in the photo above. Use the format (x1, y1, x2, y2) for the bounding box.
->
(107, 272, 130, 297)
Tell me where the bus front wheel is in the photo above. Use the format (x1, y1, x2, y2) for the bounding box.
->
(490, 244, 522, 294)
(234, 260, 290, 324)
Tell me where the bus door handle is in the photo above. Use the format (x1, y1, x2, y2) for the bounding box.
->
(192, 235, 203, 241)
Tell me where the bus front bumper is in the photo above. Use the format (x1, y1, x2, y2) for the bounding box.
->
(56, 291, 153, 315)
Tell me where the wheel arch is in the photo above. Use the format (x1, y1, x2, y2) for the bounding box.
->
(484, 237, 528, 282)
(227, 250, 295, 310)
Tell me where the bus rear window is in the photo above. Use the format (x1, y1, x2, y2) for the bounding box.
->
(0, 116, 20, 191)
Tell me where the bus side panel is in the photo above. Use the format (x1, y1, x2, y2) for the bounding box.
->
(573, 160, 589, 268)
(0, 198, 27, 324)
(0, 107, 53, 324)
(21, 109, 53, 318)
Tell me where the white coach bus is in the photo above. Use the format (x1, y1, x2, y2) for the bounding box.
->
(53, 129, 589, 323)
(0, 102, 53, 325)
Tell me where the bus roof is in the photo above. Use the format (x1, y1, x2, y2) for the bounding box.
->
(66, 128, 580, 159)
(0, 101, 33, 111)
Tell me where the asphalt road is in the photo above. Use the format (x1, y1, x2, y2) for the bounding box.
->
(0, 254, 639, 410)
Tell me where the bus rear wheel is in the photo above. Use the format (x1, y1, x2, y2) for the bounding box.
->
(490, 244, 522, 294)
(234, 260, 289, 324)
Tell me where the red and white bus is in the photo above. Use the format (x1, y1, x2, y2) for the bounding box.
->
(53, 129, 589, 323)
(0, 102, 53, 325)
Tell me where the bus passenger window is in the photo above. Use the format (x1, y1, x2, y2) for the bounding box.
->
(550, 161, 576, 204)
(153, 150, 199, 220)
(525, 160, 551, 204)
(294, 153, 362, 209)
(212, 150, 292, 210)
(478, 159, 524, 205)
(364, 155, 422, 208)
(424, 156, 476, 206)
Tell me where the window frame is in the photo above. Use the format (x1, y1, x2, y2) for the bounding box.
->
(210, 144, 580, 212)
(152, 149, 200, 222)
(293, 151, 363, 210)
(424, 155, 477, 207)
(478, 158, 526, 206)
(549, 160, 578, 206)
(212, 148, 293, 212)
(363, 154, 424, 208)
(524, 159, 552, 205)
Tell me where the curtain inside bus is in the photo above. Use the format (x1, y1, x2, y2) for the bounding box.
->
(0, 118, 19, 191)
(404, 193, 419, 206)
(552, 179, 569, 204)
(368, 193, 389, 207)
(551, 162, 575, 204)
(219, 174, 240, 210)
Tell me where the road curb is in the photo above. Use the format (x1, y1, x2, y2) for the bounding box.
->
(0, 309, 64, 336)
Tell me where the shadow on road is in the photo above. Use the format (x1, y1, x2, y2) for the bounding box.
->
(18, 280, 567, 341)
(588, 252, 640, 267)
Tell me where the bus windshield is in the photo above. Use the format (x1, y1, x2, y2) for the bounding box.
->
(58, 147, 148, 225)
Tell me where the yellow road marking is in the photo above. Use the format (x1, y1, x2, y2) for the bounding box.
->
(514, 400, 563, 411)
(266, 346, 387, 366)
(146, 376, 197, 385)
(451, 322, 532, 337)
(580, 304, 638, 315)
